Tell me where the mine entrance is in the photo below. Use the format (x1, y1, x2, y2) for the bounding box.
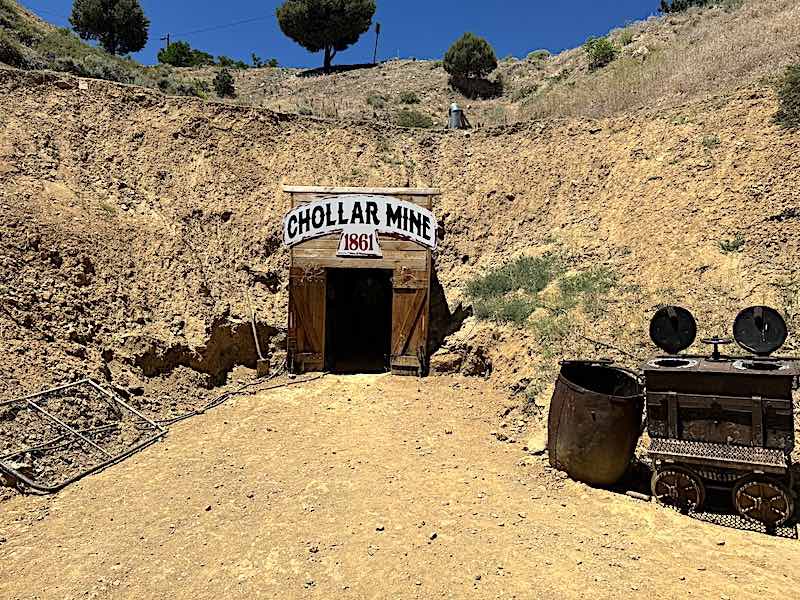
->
(284, 186, 440, 376)
(326, 268, 393, 373)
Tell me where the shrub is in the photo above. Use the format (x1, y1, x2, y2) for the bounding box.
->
(253, 54, 279, 68)
(467, 255, 616, 330)
(512, 84, 538, 102)
(584, 37, 617, 71)
(158, 41, 214, 67)
(660, 0, 711, 12)
(474, 296, 538, 325)
(49, 54, 135, 83)
(217, 55, 249, 69)
(557, 268, 616, 311)
(719, 233, 745, 253)
(395, 109, 434, 128)
(366, 93, 387, 108)
(0, 30, 25, 67)
(701, 133, 721, 149)
(399, 90, 420, 104)
(443, 32, 497, 80)
(618, 29, 635, 46)
(213, 68, 236, 97)
(776, 65, 800, 129)
(527, 49, 550, 64)
(156, 75, 209, 97)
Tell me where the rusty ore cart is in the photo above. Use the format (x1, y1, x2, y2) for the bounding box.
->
(644, 306, 798, 528)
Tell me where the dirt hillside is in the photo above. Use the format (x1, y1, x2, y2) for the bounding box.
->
(1, 6, 800, 598)
(2, 66, 799, 404)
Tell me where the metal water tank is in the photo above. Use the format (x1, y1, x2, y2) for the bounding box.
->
(448, 103, 463, 129)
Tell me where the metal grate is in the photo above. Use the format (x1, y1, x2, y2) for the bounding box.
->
(0, 379, 166, 493)
(649, 438, 788, 470)
(688, 507, 798, 538)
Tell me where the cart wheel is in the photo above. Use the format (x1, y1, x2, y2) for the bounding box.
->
(651, 466, 706, 513)
(732, 477, 794, 528)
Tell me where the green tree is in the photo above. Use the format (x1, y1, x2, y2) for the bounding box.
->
(276, 0, 375, 73)
(69, 0, 149, 55)
(584, 37, 617, 71)
(659, 0, 712, 12)
(157, 41, 214, 67)
(213, 67, 236, 98)
(443, 33, 498, 80)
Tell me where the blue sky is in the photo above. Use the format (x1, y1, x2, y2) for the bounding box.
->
(23, 1, 659, 67)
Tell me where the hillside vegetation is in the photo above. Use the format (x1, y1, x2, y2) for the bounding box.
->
(0, 0, 209, 96)
(1, 0, 799, 127)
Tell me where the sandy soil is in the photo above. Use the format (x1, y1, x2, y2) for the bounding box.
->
(1, 374, 797, 600)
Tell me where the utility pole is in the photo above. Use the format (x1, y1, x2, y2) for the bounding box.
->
(160, 33, 170, 49)
(372, 23, 381, 65)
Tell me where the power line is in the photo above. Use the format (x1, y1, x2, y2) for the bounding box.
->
(173, 15, 273, 38)
(20, 4, 272, 40)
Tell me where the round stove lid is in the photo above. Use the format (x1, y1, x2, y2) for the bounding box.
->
(649, 306, 697, 355)
(733, 306, 787, 356)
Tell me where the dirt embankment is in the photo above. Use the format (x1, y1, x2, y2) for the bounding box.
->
(1, 67, 800, 415)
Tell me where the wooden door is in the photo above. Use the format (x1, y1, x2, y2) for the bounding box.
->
(288, 267, 326, 373)
(391, 268, 430, 375)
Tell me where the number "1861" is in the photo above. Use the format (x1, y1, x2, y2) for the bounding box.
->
(342, 233, 374, 252)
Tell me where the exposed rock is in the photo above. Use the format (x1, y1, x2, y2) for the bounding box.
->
(429, 350, 463, 375)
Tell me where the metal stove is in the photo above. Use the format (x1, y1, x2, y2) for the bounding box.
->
(643, 305, 799, 528)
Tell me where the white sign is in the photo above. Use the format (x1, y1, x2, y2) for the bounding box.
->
(283, 194, 437, 257)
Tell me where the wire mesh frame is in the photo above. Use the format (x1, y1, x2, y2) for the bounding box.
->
(649, 438, 789, 470)
(0, 379, 167, 493)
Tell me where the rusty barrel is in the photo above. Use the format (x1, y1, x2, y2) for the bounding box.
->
(548, 360, 644, 486)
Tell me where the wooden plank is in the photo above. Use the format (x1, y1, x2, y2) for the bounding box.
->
(288, 272, 326, 374)
(283, 186, 440, 196)
(290, 192, 432, 209)
(293, 247, 426, 261)
(392, 356, 421, 368)
(668, 393, 678, 439)
(391, 288, 427, 357)
(293, 256, 428, 271)
(296, 238, 427, 252)
(752, 396, 764, 447)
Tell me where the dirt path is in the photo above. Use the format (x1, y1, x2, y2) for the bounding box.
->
(1, 374, 798, 599)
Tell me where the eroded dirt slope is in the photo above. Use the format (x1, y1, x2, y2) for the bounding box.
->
(2, 67, 800, 409)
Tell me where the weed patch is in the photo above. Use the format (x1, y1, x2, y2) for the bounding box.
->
(776, 65, 800, 129)
(367, 93, 387, 108)
(467, 256, 562, 300)
(719, 233, 745, 253)
(467, 256, 616, 336)
(395, 109, 434, 129)
(701, 133, 721, 149)
(399, 90, 420, 104)
(557, 268, 616, 312)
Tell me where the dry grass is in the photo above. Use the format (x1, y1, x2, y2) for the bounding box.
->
(3, 0, 798, 123)
(522, 0, 800, 119)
